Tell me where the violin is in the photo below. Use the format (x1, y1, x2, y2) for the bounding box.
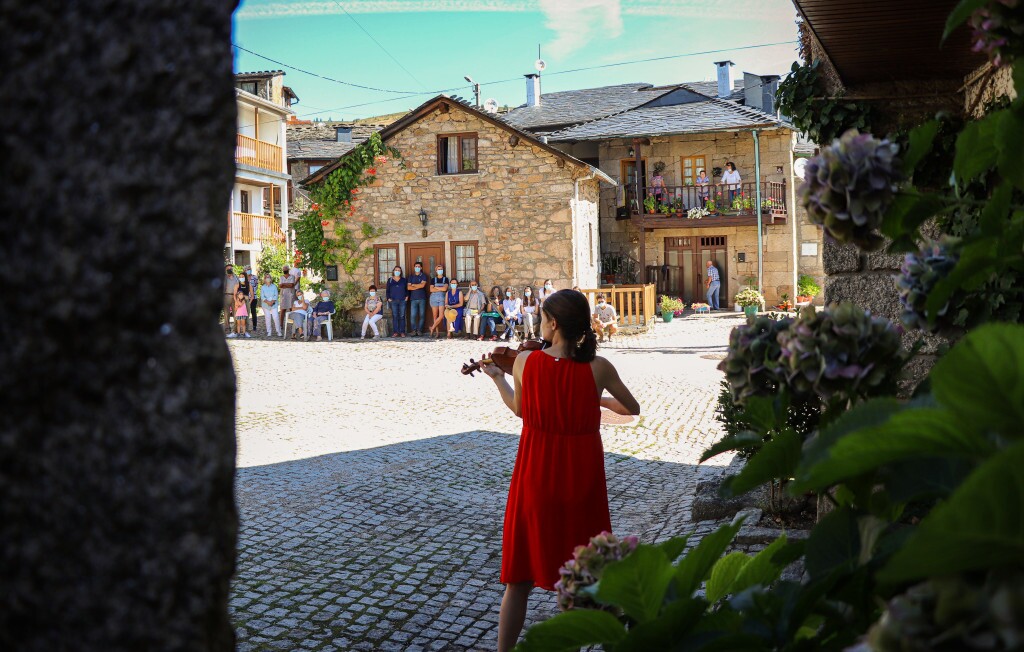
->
(461, 339, 545, 376)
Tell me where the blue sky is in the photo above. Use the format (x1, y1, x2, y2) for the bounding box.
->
(233, 0, 802, 120)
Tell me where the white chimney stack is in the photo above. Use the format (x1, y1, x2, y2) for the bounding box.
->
(714, 60, 735, 99)
(525, 73, 541, 107)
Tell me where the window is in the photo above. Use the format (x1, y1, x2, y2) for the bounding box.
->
(374, 244, 398, 286)
(239, 190, 250, 214)
(437, 133, 478, 174)
(308, 164, 325, 174)
(450, 241, 478, 284)
(240, 81, 258, 95)
(681, 155, 707, 185)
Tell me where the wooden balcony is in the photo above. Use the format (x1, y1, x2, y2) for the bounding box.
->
(236, 133, 283, 172)
(226, 212, 286, 246)
(624, 181, 787, 230)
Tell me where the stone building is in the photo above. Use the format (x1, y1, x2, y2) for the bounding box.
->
(286, 121, 387, 212)
(228, 71, 294, 268)
(504, 63, 823, 307)
(302, 95, 614, 291)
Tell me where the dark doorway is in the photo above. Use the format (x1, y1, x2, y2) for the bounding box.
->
(661, 236, 727, 304)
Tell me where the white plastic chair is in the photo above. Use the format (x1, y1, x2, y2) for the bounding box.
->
(311, 308, 336, 341)
(283, 308, 311, 340)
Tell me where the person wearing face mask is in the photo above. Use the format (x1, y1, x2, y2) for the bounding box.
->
(260, 274, 281, 336)
(223, 265, 239, 335)
(311, 290, 335, 342)
(361, 285, 384, 339)
(229, 287, 251, 338)
(244, 265, 259, 331)
(444, 279, 464, 339)
(279, 265, 296, 331)
(287, 290, 309, 340)
(428, 265, 449, 339)
(592, 292, 619, 343)
(538, 279, 555, 304)
(386, 265, 409, 338)
(481, 285, 505, 341)
(463, 280, 487, 338)
(236, 268, 252, 333)
(406, 263, 429, 336)
(521, 286, 539, 340)
(501, 286, 523, 342)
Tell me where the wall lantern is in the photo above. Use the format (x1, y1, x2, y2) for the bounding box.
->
(419, 208, 428, 237)
(627, 147, 635, 158)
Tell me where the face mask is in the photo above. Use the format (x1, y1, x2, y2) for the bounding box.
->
(369, 291, 376, 297)
(436, 269, 443, 276)
(393, 270, 401, 277)
(598, 301, 606, 306)
(545, 284, 552, 290)
(471, 285, 477, 291)
(506, 291, 511, 297)
(525, 290, 532, 296)
(450, 283, 457, 289)
(414, 266, 421, 273)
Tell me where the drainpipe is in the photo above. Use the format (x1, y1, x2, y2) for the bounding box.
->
(752, 129, 764, 295)
(573, 171, 598, 288)
(789, 135, 799, 301)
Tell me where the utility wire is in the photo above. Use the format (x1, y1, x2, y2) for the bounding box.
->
(329, 0, 429, 91)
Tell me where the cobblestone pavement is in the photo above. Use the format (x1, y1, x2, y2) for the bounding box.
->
(230, 312, 746, 651)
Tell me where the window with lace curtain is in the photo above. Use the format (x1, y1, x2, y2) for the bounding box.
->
(450, 241, 478, 283)
(437, 133, 478, 174)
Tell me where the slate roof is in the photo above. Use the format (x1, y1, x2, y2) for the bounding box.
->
(287, 139, 358, 161)
(285, 123, 386, 161)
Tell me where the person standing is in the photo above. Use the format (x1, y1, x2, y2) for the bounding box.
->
(464, 280, 487, 338)
(501, 287, 523, 342)
(260, 274, 281, 336)
(223, 264, 239, 335)
(229, 288, 250, 338)
(428, 265, 449, 339)
(721, 161, 742, 205)
(236, 269, 252, 331)
(244, 265, 259, 331)
(696, 169, 711, 207)
(407, 263, 429, 337)
(444, 279, 464, 339)
(478, 289, 640, 652)
(705, 260, 721, 310)
(279, 265, 297, 330)
(387, 265, 409, 338)
(361, 285, 384, 339)
(592, 293, 619, 343)
(521, 286, 539, 340)
(650, 161, 666, 206)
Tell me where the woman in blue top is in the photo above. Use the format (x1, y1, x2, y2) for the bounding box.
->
(444, 279, 464, 339)
(428, 265, 449, 339)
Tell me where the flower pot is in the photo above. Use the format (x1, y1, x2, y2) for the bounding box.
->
(743, 305, 758, 318)
(734, 303, 741, 312)
(662, 310, 674, 323)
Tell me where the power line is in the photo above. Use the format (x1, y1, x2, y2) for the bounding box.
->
(328, 0, 429, 91)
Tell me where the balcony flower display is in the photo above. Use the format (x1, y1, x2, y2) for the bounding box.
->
(687, 206, 709, 220)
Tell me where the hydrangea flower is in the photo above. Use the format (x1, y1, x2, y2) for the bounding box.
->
(799, 130, 902, 251)
(969, 0, 1023, 68)
(897, 236, 961, 331)
(554, 531, 639, 612)
(718, 315, 793, 405)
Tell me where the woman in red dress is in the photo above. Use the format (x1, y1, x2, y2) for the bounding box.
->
(480, 289, 640, 651)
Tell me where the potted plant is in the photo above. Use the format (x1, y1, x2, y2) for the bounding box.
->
(687, 206, 709, 220)
(761, 197, 775, 213)
(643, 195, 657, 214)
(705, 198, 718, 214)
(671, 197, 684, 215)
(796, 274, 821, 304)
(735, 287, 763, 319)
(660, 296, 684, 322)
(776, 293, 794, 311)
(658, 201, 672, 215)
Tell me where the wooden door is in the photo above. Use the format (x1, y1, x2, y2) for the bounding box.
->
(663, 236, 727, 305)
(620, 159, 647, 210)
(698, 236, 728, 305)
(405, 242, 446, 278)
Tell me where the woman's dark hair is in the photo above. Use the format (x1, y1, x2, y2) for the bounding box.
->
(726, 161, 736, 172)
(523, 286, 537, 306)
(368, 284, 377, 291)
(490, 285, 503, 298)
(540, 289, 597, 363)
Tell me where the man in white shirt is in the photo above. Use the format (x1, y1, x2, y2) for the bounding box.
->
(592, 293, 618, 343)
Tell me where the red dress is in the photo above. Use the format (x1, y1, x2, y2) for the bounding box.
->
(500, 351, 612, 590)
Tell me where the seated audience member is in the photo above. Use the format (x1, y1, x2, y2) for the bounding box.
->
(311, 290, 335, 341)
(463, 280, 487, 337)
(481, 286, 504, 341)
(362, 285, 384, 339)
(592, 293, 619, 343)
(501, 286, 523, 342)
(288, 290, 309, 339)
(445, 279, 464, 339)
(521, 285, 539, 340)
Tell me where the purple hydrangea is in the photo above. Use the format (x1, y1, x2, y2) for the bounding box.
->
(718, 315, 794, 405)
(897, 236, 961, 332)
(799, 130, 902, 252)
(554, 531, 639, 612)
(969, 0, 1023, 68)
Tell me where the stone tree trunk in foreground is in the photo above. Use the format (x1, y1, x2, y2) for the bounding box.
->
(0, 1, 238, 649)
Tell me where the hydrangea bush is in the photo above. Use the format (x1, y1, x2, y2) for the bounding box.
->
(968, 0, 1024, 67)
(799, 130, 902, 251)
(554, 531, 638, 612)
(897, 236, 962, 331)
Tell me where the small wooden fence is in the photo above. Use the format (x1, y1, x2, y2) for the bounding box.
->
(578, 284, 657, 329)
(235, 133, 283, 172)
(227, 211, 285, 246)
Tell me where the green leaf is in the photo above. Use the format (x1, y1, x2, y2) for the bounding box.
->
(903, 121, 939, 176)
(981, 183, 1013, 236)
(721, 429, 802, 497)
(732, 535, 789, 594)
(997, 113, 1024, 189)
(700, 431, 764, 463)
(805, 508, 860, 580)
(792, 408, 994, 492)
(931, 323, 1024, 436)
(881, 192, 946, 242)
(656, 536, 689, 562)
(799, 399, 905, 472)
(596, 544, 675, 624)
(675, 521, 742, 597)
(926, 236, 997, 321)
(616, 599, 707, 652)
(741, 396, 778, 433)
(1014, 65, 1024, 107)
(878, 440, 1024, 583)
(943, 0, 988, 40)
(516, 609, 627, 652)
(953, 116, 998, 185)
(705, 552, 750, 603)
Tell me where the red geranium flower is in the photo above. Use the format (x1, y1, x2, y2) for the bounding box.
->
(367, 168, 377, 175)
(311, 203, 319, 211)
(321, 239, 327, 246)
(351, 188, 359, 195)
(321, 220, 329, 226)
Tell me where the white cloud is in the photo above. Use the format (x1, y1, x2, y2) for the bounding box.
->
(537, 0, 622, 58)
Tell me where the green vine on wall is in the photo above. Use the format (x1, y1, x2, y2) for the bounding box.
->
(775, 60, 874, 145)
(294, 132, 402, 280)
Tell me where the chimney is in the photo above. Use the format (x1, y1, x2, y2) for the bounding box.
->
(525, 73, 541, 107)
(743, 73, 781, 114)
(335, 126, 352, 143)
(714, 60, 735, 99)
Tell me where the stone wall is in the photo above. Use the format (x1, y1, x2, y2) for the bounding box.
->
(964, 63, 1017, 117)
(330, 101, 603, 290)
(1, 0, 238, 650)
(594, 130, 824, 304)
